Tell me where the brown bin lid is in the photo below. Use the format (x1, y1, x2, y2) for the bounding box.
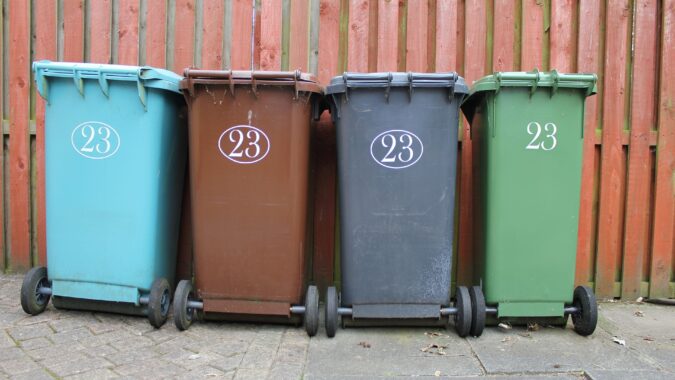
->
(181, 69, 323, 97)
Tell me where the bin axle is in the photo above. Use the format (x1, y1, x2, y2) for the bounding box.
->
(37, 287, 52, 296)
(483, 306, 579, 316)
(440, 307, 458, 316)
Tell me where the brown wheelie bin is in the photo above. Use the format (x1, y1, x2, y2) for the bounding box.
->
(174, 70, 323, 336)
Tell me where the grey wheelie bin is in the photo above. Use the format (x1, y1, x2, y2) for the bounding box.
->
(324, 72, 484, 337)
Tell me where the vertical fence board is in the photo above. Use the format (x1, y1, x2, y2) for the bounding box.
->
(377, 0, 398, 71)
(260, 0, 282, 70)
(549, 0, 576, 71)
(34, 0, 57, 267)
(8, 0, 31, 271)
(457, 0, 487, 286)
(231, 0, 253, 70)
(0, 0, 4, 270)
(289, 0, 310, 71)
(405, 0, 428, 72)
(650, 0, 675, 298)
(575, 0, 602, 287)
(145, 0, 166, 67)
(201, 0, 225, 69)
(89, 0, 112, 63)
(596, 0, 631, 298)
(347, 0, 369, 71)
(318, 0, 340, 83)
(435, 0, 458, 71)
(622, 0, 658, 299)
(521, 0, 544, 70)
(173, 0, 195, 72)
(63, 0, 85, 61)
(118, 0, 140, 65)
(492, 0, 517, 71)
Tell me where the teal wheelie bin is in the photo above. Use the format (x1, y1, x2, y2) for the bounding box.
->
(21, 61, 187, 327)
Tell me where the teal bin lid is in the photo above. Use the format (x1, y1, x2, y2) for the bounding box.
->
(462, 70, 597, 121)
(326, 72, 468, 98)
(33, 60, 183, 107)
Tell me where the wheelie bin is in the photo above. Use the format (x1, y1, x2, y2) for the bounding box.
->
(22, 61, 187, 327)
(174, 70, 323, 336)
(324, 72, 484, 338)
(461, 70, 598, 335)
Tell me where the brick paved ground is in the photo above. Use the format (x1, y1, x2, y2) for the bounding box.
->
(0, 274, 673, 379)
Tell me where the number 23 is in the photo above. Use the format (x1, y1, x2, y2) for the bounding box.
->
(526, 121, 557, 151)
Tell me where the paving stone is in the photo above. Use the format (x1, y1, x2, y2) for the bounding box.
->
(113, 358, 184, 377)
(49, 327, 93, 344)
(274, 343, 306, 365)
(17, 337, 50, 351)
(208, 354, 245, 373)
(104, 345, 159, 365)
(0, 331, 16, 348)
(6, 324, 54, 341)
(173, 366, 233, 380)
(26, 342, 86, 361)
(238, 342, 277, 370)
(0, 356, 41, 376)
(7, 368, 55, 380)
(63, 368, 120, 380)
(233, 368, 269, 380)
(268, 363, 304, 380)
(585, 369, 673, 380)
(0, 347, 28, 362)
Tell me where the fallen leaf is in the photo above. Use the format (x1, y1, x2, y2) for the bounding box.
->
(434, 370, 441, 377)
(553, 364, 561, 369)
(636, 297, 644, 303)
(425, 331, 449, 338)
(421, 343, 448, 356)
(358, 341, 371, 348)
(188, 354, 200, 360)
(643, 336, 654, 342)
(501, 337, 511, 343)
(527, 323, 540, 331)
(634, 310, 645, 317)
(518, 333, 532, 338)
(498, 322, 512, 330)
(612, 336, 626, 346)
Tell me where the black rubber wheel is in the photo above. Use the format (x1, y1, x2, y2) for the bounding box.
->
(20, 267, 50, 316)
(304, 285, 319, 337)
(325, 286, 339, 338)
(147, 278, 171, 328)
(454, 286, 472, 337)
(469, 286, 486, 337)
(173, 280, 196, 331)
(571, 285, 597, 336)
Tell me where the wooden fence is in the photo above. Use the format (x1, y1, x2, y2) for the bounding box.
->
(0, 0, 672, 300)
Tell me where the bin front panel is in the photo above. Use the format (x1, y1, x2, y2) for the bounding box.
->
(335, 88, 462, 307)
(187, 85, 312, 305)
(44, 78, 186, 301)
(477, 88, 586, 312)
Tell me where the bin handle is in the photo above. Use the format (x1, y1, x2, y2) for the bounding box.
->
(98, 72, 110, 98)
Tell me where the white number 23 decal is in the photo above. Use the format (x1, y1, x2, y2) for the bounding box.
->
(526, 121, 558, 151)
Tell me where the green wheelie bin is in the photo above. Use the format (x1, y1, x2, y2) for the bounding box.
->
(461, 70, 598, 336)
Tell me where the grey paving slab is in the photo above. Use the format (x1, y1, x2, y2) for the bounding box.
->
(585, 369, 674, 380)
(305, 327, 483, 378)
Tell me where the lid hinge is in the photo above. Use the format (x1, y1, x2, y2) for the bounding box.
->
(98, 72, 110, 97)
(529, 68, 540, 97)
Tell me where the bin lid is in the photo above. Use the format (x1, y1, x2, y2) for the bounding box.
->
(33, 61, 183, 105)
(461, 70, 597, 120)
(325, 72, 468, 96)
(181, 69, 323, 96)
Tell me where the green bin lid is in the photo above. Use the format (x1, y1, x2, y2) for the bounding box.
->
(461, 70, 597, 120)
(33, 61, 183, 106)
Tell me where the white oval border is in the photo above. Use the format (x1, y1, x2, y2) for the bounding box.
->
(370, 129, 424, 170)
(218, 125, 271, 164)
(70, 121, 121, 160)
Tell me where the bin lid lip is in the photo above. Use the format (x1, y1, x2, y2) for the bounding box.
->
(32, 60, 183, 94)
(466, 70, 598, 96)
(181, 69, 323, 94)
(325, 72, 468, 95)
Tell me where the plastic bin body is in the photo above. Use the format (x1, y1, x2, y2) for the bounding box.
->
(34, 61, 186, 310)
(182, 70, 321, 318)
(327, 73, 467, 319)
(461, 71, 597, 318)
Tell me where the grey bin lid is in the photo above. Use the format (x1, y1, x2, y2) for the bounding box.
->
(326, 72, 469, 95)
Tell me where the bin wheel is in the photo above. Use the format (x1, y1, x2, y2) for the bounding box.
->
(148, 278, 171, 328)
(304, 285, 319, 337)
(571, 286, 597, 336)
(469, 286, 486, 337)
(325, 286, 339, 338)
(20, 267, 50, 316)
(454, 286, 472, 338)
(173, 280, 196, 331)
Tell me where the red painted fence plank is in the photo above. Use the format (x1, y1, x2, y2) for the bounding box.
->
(405, 0, 428, 72)
(34, 0, 58, 267)
(231, 0, 253, 70)
(290, 0, 310, 71)
(317, 0, 341, 84)
(201, 0, 225, 69)
(549, 0, 576, 72)
(117, 0, 140, 65)
(172, 0, 195, 72)
(8, 0, 31, 271)
(260, 0, 282, 71)
(596, 0, 631, 299)
(145, 0, 167, 67)
(89, 0, 112, 63)
(622, 0, 658, 299)
(575, 0, 602, 288)
(492, 0, 517, 71)
(521, 0, 544, 70)
(435, 0, 459, 71)
(347, 0, 369, 71)
(63, 0, 85, 61)
(650, 0, 675, 298)
(377, 0, 398, 71)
